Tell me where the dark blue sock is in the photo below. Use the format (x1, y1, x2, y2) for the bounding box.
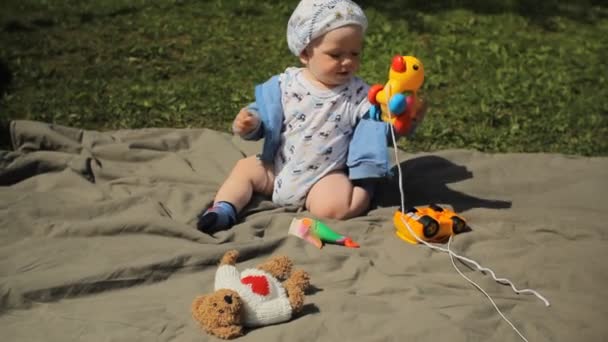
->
(197, 201, 237, 233)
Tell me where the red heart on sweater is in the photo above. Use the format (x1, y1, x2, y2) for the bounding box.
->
(241, 275, 270, 296)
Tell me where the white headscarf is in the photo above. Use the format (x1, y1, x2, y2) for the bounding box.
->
(286, 0, 368, 56)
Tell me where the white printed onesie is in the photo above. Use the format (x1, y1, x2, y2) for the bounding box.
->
(272, 67, 371, 206)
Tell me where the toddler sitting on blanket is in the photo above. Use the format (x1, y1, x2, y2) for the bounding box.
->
(197, 0, 427, 233)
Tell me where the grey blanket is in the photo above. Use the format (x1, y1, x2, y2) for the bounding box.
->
(1, 120, 607, 341)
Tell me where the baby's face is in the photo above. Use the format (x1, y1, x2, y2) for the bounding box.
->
(300, 25, 363, 89)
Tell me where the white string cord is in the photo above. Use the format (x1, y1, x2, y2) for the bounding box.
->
(383, 83, 550, 341)
(447, 236, 531, 342)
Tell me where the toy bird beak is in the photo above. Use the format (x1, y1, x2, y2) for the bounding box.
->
(391, 55, 406, 72)
(343, 237, 360, 248)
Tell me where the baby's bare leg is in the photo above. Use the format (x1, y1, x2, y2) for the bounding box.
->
(197, 156, 274, 232)
(214, 155, 275, 212)
(305, 170, 371, 220)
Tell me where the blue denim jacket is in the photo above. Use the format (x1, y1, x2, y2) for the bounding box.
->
(243, 75, 390, 180)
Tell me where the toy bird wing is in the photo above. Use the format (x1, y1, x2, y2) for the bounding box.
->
(288, 218, 323, 249)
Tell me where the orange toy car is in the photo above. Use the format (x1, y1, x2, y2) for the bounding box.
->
(393, 204, 469, 244)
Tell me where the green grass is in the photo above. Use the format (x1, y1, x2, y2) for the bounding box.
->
(1, 0, 607, 155)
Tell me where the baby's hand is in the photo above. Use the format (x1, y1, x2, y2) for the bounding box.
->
(412, 98, 428, 123)
(233, 108, 260, 136)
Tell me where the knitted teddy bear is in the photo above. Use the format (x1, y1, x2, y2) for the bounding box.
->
(191, 249, 311, 339)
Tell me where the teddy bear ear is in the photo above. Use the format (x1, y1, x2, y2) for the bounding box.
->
(191, 295, 208, 322)
(212, 325, 243, 339)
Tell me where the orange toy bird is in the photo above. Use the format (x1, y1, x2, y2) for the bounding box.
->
(368, 55, 425, 135)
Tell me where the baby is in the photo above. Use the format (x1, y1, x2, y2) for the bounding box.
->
(197, 0, 424, 233)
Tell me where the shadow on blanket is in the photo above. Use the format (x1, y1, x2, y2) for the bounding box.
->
(375, 155, 512, 213)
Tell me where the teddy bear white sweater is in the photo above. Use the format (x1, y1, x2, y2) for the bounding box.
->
(214, 264, 293, 327)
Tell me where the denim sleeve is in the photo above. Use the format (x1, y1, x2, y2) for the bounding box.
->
(347, 118, 391, 180)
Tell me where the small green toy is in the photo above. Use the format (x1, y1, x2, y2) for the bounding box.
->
(288, 217, 359, 249)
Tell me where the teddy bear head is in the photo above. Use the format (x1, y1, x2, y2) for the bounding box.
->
(191, 288, 244, 339)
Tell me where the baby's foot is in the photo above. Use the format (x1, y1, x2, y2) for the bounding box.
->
(196, 201, 237, 234)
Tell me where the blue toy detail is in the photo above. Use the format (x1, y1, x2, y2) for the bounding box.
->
(369, 105, 381, 121)
(388, 93, 407, 115)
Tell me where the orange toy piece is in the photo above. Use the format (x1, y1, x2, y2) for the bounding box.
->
(368, 55, 425, 135)
(393, 204, 468, 244)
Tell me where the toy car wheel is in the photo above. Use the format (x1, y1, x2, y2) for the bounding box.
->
(419, 215, 439, 238)
(429, 203, 444, 212)
(451, 216, 467, 234)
